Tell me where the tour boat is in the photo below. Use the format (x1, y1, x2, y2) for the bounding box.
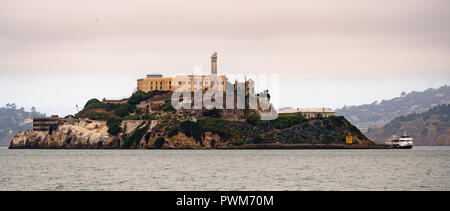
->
(385, 132, 413, 149)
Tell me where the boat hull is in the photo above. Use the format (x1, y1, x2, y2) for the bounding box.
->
(392, 145, 413, 149)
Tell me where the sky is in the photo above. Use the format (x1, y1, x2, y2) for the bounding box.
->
(0, 0, 449, 116)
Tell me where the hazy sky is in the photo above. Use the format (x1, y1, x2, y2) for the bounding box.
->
(1, 0, 449, 116)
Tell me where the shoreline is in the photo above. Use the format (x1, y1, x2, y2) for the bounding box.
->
(7, 144, 392, 150)
(217, 143, 392, 149)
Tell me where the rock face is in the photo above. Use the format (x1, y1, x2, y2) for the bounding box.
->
(9, 119, 224, 149)
(9, 120, 115, 149)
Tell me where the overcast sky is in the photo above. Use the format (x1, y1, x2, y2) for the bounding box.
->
(1, 0, 449, 116)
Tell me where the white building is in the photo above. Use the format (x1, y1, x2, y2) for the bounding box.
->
(279, 108, 335, 118)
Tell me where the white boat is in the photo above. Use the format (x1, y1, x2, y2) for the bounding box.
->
(385, 132, 413, 149)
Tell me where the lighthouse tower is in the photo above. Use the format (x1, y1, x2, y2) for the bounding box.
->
(211, 52, 217, 75)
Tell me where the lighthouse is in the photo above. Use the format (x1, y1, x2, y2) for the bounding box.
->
(211, 51, 217, 75)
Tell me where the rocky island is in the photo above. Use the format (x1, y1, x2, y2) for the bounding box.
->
(9, 90, 387, 149)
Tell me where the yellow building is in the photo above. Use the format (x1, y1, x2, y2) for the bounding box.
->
(137, 74, 227, 92)
(137, 52, 227, 93)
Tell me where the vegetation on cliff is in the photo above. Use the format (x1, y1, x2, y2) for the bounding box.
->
(128, 90, 170, 105)
(155, 113, 373, 147)
(122, 122, 149, 148)
(77, 95, 162, 136)
(269, 113, 308, 129)
(179, 118, 233, 142)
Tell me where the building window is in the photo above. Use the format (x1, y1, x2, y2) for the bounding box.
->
(160, 82, 163, 85)
(188, 81, 191, 85)
(160, 86, 162, 90)
(205, 81, 208, 85)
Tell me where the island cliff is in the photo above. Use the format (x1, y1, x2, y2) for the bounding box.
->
(9, 113, 382, 149)
(9, 90, 386, 149)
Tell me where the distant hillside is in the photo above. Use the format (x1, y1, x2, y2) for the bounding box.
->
(336, 85, 450, 128)
(0, 104, 45, 146)
(366, 104, 450, 146)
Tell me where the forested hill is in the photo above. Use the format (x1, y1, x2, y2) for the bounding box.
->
(0, 104, 45, 146)
(335, 85, 450, 128)
(366, 104, 450, 145)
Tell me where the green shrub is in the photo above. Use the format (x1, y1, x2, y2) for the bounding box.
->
(121, 113, 158, 120)
(315, 113, 323, 119)
(253, 135, 265, 144)
(180, 119, 233, 141)
(197, 118, 232, 140)
(106, 117, 122, 136)
(245, 114, 259, 125)
(114, 104, 136, 117)
(48, 124, 58, 134)
(123, 122, 149, 148)
(143, 113, 158, 120)
(122, 115, 141, 120)
(128, 91, 148, 105)
(88, 112, 110, 121)
(107, 124, 121, 136)
(128, 90, 169, 105)
(154, 137, 165, 148)
(104, 103, 120, 111)
(328, 116, 345, 126)
(157, 116, 168, 120)
(145, 133, 151, 143)
(83, 98, 103, 110)
(167, 127, 179, 137)
(270, 113, 307, 129)
(232, 139, 244, 145)
(202, 108, 221, 118)
(161, 100, 176, 112)
(180, 120, 202, 140)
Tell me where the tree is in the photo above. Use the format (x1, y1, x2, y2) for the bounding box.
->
(154, 138, 165, 148)
(253, 135, 265, 144)
(401, 91, 406, 97)
(5, 103, 16, 110)
(114, 104, 136, 117)
(107, 117, 122, 135)
(83, 99, 103, 110)
(245, 114, 259, 125)
(202, 108, 221, 118)
(180, 120, 201, 140)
